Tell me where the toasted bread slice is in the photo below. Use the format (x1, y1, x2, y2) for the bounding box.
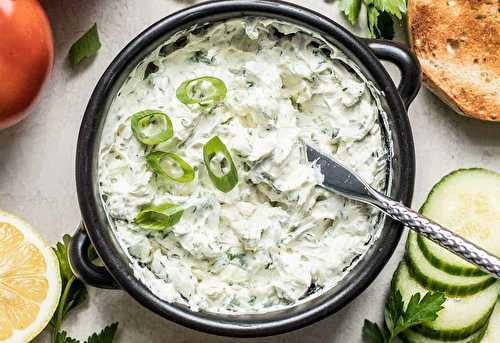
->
(407, 0, 499, 121)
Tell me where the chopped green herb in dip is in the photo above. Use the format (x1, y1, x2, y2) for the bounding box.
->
(99, 18, 388, 314)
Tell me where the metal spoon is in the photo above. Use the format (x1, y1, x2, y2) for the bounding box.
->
(306, 145, 500, 278)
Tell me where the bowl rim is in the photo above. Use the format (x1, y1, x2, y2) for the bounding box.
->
(76, 0, 415, 337)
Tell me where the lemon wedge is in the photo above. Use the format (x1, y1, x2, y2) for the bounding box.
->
(0, 210, 61, 342)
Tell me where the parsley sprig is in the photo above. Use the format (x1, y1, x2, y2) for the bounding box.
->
(51, 235, 87, 335)
(363, 289, 446, 342)
(51, 235, 119, 343)
(337, 0, 407, 39)
(69, 23, 102, 66)
(54, 324, 118, 343)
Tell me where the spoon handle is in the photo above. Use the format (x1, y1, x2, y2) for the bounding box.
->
(373, 193, 500, 278)
(304, 145, 500, 278)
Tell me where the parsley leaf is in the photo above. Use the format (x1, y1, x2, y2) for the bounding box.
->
(53, 323, 118, 343)
(362, 289, 446, 343)
(402, 292, 446, 328)
(69, 23, 101, 66)
(53, 235, 73, 282)
(51, 235, 88, 331)
(333, 0, 406, 39)
(383, 288, 404, 336)
(362, 320, 386, 343)
(50, 235, 119, 343)
(366, 5, 395, 39)
(340, 0, 362, 25)
(85, 323, 119, 343)
(54, 331, 80, 343)
(367, 0, 406, 19)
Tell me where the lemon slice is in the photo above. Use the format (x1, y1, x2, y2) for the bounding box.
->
(0, 210, 61, 343)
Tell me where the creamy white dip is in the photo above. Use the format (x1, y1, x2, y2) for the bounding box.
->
(98, 18, 389, 314)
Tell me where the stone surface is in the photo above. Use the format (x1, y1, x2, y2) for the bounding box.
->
(0, 0, 498, 342)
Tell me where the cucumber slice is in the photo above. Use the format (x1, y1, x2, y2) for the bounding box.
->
(482, 300, 500, 343)
(406, 232, 495, 296)
(419, 168, 500, 276)
(400, 324, 487, 343)
(393, 262, 499, 340)
(417, 235, 486, 277)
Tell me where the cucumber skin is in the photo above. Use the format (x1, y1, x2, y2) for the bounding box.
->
(405, 240, 496, 297)
(393, 262, 499, 341)
(400, 324, 487, 343)
(482, 300, 500, 342)
(417, 236, 486, 277)
(412, 306, 494, 341)
(398, 169, 500, 341)
(418, 168, 500, 277)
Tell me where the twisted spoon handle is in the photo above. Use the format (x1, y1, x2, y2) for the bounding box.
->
(374, 195, 500, 278)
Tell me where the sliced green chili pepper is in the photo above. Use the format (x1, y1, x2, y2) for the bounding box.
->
(176, 76, 227, 106)
(131, 110, 173, 145)
(135, 203, 183, 231)
(146, 151, 195, 183)
(203, 136, 238, 192)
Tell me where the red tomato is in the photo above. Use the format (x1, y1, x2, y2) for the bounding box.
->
(0, 0, 53, 129)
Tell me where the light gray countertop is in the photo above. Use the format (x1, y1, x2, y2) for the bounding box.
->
(0, 0, 498, 342)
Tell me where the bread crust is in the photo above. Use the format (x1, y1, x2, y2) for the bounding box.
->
(407, 0, 499, 121)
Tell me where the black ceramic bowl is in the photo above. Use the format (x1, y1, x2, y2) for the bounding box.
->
(69, 0, 420, 337)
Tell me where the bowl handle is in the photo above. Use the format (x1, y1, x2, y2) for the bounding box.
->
(363, 39, 421, 109)
(68, 224, 120, 289)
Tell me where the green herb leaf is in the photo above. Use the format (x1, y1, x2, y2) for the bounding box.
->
(366, 5, 395, 39)
(203, 136, 238, 193)
(69, 23, 101, 66)
(367, 5, 380, 38)
(51, 235, 118, 343)
(362, 290, 446, 342)
(55, 331, 81, 343)
(146, 151, 195, 183)
(131, 110, 174, 145)
(402, 292, 446, 328)
(189, 50, 214, 65)
(384, 287, 405, 336)
(85, 323, 119, 343)
(51, 235, 87, 330)
(135, 203, 184, 231)
(330, 0, 405, 39)
(176, 76, 227, 106)
(53, 235, 74, 284)
(60, 280, 87, 320)
(366, 0, 406, 19)
(362, 320, 386, 343)
(54, 323, 119, 343)
(340, 0, 362, 25)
